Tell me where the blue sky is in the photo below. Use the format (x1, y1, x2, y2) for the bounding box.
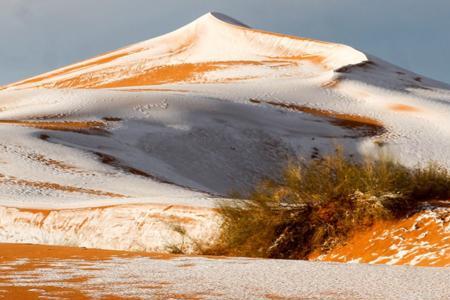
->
(1, 0, 449, 85)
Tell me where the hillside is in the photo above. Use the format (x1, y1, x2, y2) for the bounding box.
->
(0, 12, 449, 268)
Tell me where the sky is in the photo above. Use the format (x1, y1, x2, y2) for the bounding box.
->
(1, 0, 449, 85)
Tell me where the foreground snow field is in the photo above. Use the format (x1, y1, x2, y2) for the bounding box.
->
(0, 12, 449, 267)
(0, 243, 449, 300)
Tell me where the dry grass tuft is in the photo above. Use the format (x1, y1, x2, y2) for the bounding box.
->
(205, 148, 450, 259)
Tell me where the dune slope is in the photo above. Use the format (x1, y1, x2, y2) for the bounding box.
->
(0, 12, 449, 265)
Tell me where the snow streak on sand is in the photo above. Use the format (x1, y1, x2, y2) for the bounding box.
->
(0, 12, 450, 265)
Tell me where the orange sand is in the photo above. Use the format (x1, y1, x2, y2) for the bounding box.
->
(249, 99, 384, 136)
(0, 120, 106, 133)
(311, 205, 450, 267)
(38, 61, 264, 89)
(6, 49, 143, 89)
(0, 243, 174, 262)
(27, 153, 82, 173)
(389, 104, 420, 112)
(0, 175, 125, 198)
(0, 243, 175, 300)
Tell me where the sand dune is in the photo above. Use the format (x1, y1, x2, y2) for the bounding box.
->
(0, 12, 449, 268)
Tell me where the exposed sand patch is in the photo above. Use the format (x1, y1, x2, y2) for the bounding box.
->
(27, 153, 84, 174)
(389, 103, 420, 112)
(177, 263, 196, 268)
(0, 120, 107, 134)
(249, 98, 384, 136)
(103, 116, 122, 121)
(321, 79, 341, 89)
(0, 175, 125, 198)
(0, 285, 91, 300)
(266, 54, 325, 66)
(94, 151, 171, 183)
(148, 213, 198, 225)
(27, 113, 67, 120)
(112, 88, 192, 93)
(6, 49, 144, 89)
(48, 62, 219, 88)
(0, 243, 176, 262)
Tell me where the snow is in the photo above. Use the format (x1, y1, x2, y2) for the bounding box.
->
(0, 204, 220, 253)
(0, 87, 370, 206)
(3, 12, 368, 90)
(1, 246, 449, 299)
(0, 12, 449, 262)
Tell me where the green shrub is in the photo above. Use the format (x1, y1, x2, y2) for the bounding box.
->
(207, 149, 450, 259)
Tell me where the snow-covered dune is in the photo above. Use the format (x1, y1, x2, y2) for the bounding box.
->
(0, 12, 449, 264)
(3, 12, 367, 90)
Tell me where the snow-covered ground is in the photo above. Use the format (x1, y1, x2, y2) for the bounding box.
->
(0, 12, 449, 264)
(0, 243, 449, 300)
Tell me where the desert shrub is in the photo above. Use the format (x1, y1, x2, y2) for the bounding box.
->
(207, 149, 450, 259)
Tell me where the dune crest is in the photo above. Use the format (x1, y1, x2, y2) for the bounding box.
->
(4, 12, 367, 90)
